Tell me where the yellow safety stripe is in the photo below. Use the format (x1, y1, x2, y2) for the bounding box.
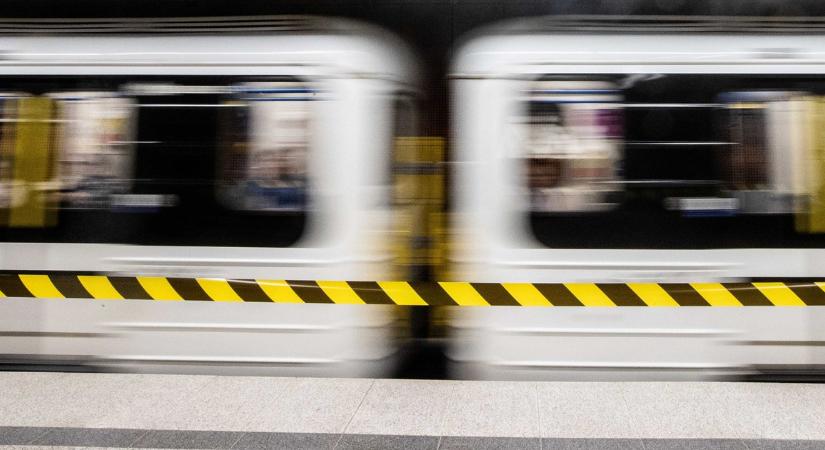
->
(197, 278, 243, 302)
(257, 280, 303, 303)
(502, 283, 552, 307)
(317, 281, 365, 305)
(690, 283, 742, 307)
(627, 283, 680, 307)
(78, 276, 124, 300)
(565, 283, 616, 307)
(753, 282, 806, 307)
(137, 277, 183, 301)
(439, 282, 489, 306)
(377, 281, 428, 306)
(1, 274, 824, 307)
(19, 275, 64, 299)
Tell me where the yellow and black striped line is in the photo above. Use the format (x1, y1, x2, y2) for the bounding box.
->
(1, 274, 825, 306)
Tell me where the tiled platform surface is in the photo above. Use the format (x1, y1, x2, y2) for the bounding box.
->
(1, 372, 824, 449)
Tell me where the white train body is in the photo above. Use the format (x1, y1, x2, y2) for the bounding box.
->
(450, 25, 825, 379)
(0, 18, 418, 376)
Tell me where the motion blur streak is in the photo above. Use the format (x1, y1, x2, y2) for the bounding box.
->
(2, 14, 825, 381)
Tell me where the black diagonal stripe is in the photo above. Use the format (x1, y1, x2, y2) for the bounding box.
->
(533, 284, 583, 306)
(471, 283, 520, 306)
(287, 280, 333, 303)
(227, 279, 270, 302)
(409, 282, 456, 306)
(50, 275, 93, 299)
(167, 278, 211, 301)
(784, 283, 825, 306)
(347, 281, 394, 305)
(108, 277, 153, 300)
(659, 284, 709, 306)
(597, 284, 646, 306)
(0, 275, 33, 297)
(722, 283, 773, 306)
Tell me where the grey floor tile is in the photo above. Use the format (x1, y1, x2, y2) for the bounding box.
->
(439, 436, 541, 449)
(642, 439, 748, 449)
(345, 379, 456, 436)
(0, 373, 78, 427)
(0, 427, 51, 445)
(538, 383, 637, 439)
(542, 438, 645, 449)
(620, 383, 743, 439)
(440, 382, 540, 438)
(744, 440, 825, 450)
(73, 374, 215, 430)
(30, 427, 147, 447)
(707, 384, 825, 440)
(0, 373, 214, 429)
(231, 432, 338, 450)
(245, 377, 373, 434)
(132, 430, 243, 449)
(334, 434, 439, 450)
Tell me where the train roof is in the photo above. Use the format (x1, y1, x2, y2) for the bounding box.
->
(452, 15, 825, 76)
(0, 16, 420, 86)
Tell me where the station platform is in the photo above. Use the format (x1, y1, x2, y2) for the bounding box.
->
(1, 372, 824, 449)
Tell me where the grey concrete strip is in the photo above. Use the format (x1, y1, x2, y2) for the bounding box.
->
(542, 438, 646, 449)
(335, 434, 439, 450)
(0, 432, 824, 450)
(131, 430, 243, 449)
(0, 426, 51, 445)
(439, 436, 541, 449)
(232, 432, 339, 450)
(744, 441, 825, 449)
(639, 439, 749, 449)
(31, 428, 147, 447)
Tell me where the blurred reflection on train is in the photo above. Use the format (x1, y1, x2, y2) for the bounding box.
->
(450, 19, 825, 379)
(0, 17, 419, 375)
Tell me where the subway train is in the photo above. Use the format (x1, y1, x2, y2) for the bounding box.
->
(0, 17, 419, 376)
(1, 15, 825, 379)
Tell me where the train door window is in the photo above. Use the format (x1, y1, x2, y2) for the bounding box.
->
(123, 78, 311, 247)
(520, 80, 623, 213)
(218, 82, 311, 212)
(517, 75, 825, 249)
(50, 92, 136, 209)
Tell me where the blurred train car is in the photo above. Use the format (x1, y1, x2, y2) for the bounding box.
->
(0, 17, 419, 376)
(449, 18, 825, 380)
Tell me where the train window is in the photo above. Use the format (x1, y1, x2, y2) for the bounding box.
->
(218, 82, 311, 211)
(50, 93, 136, 209)
(521, 81, 623, 213)
(0, 76, 311, 247)
(518, 75, 825, 249)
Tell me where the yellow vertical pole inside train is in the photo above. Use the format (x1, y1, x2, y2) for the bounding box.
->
(0, 99, 16, 225)
(9, 97, 56, 228)
(801, 97, 825, 233)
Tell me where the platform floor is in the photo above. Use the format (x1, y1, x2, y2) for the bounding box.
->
(1, 372, 824, 449)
